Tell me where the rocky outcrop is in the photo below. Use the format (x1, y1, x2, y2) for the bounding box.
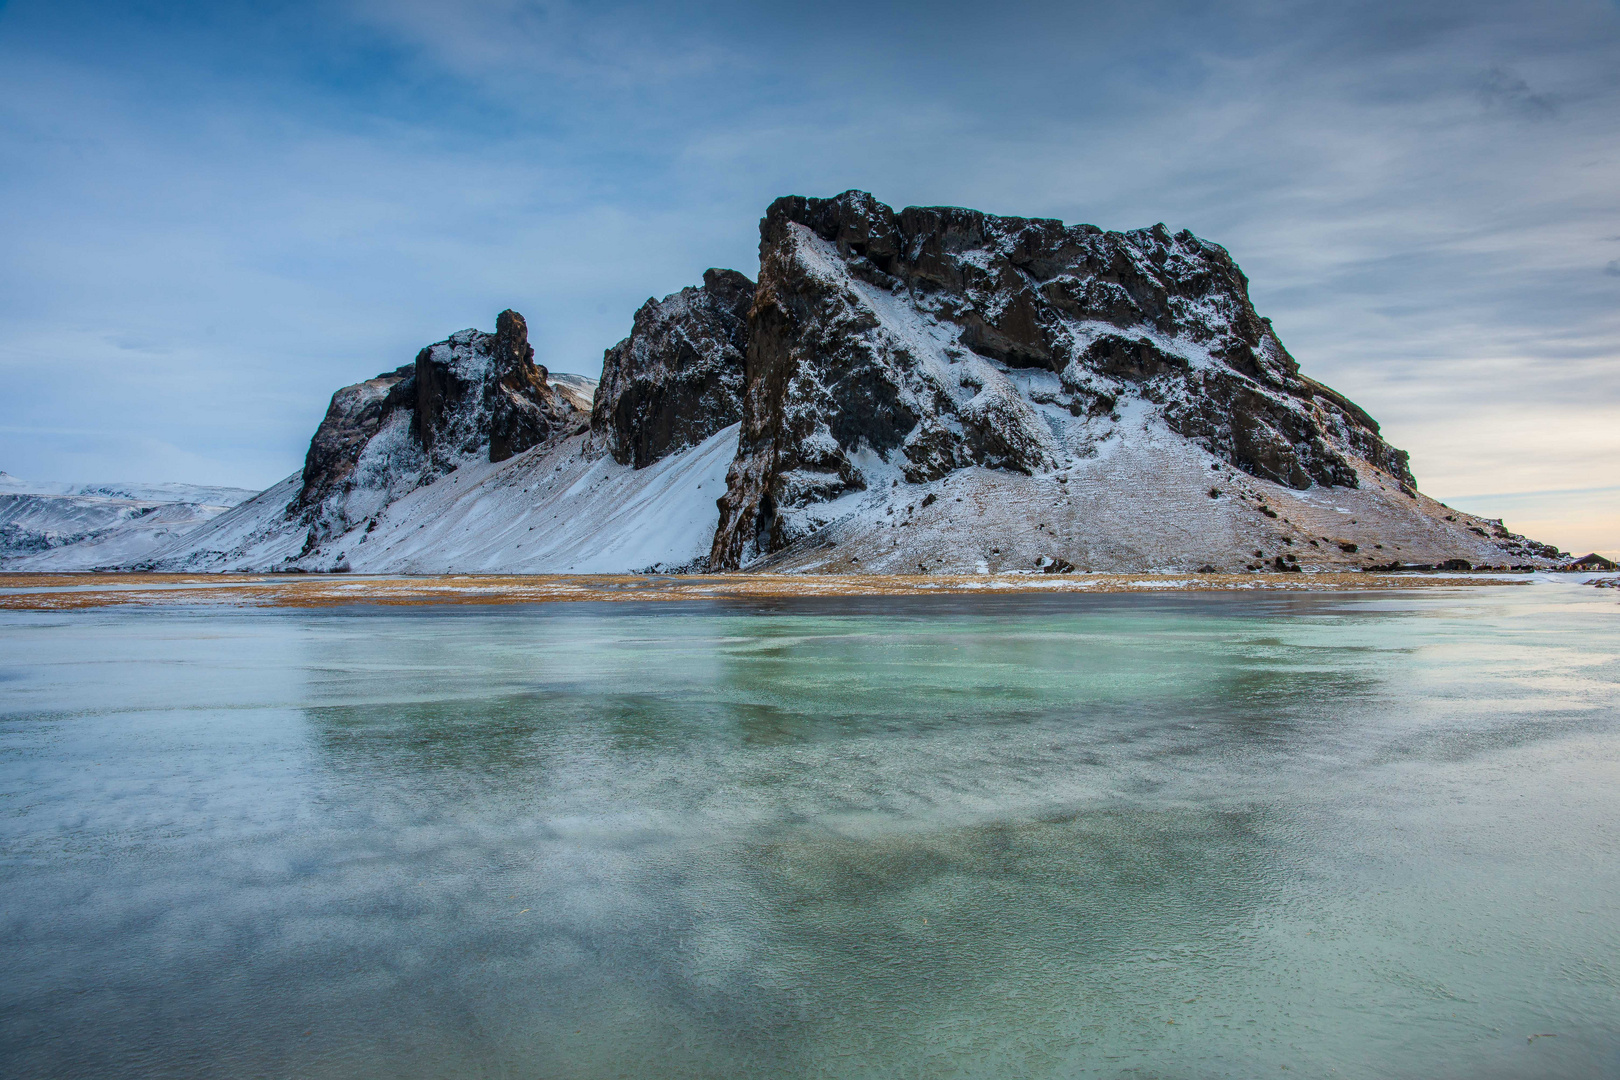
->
(590, 268, 754, 468)
(711, 192, 1417, 569)
(296, 365, 416, 517)
(412, 309, 580, 470)
(133, 193, 1570, 577)
(293, 309, 585, 555)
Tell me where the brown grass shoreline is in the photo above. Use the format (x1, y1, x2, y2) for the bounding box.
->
(0, 570, 1530, 611)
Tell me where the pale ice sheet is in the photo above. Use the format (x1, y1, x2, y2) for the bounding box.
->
(1, 582, 1616, 1078)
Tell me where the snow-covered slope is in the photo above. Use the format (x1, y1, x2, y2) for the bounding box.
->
(0, 474, 256, 571)
(143, 289, 748, 573)
(149, 427, 737, 573)
(137, 475, 310, 572)
(316, 425, 736, 574)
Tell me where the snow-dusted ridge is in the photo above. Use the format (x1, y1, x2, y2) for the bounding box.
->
(0, 472, 258, 571)
(709, 192, 1563, 572)
(9, 192, 1570, 577)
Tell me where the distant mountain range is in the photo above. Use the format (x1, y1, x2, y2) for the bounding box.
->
(0, 473, 256, 570)
(3, 192, 1570, 574)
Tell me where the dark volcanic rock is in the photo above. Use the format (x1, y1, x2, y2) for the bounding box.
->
(297, 364, 415, 515)
(413, 309, 579, 470)
(711, 191, 1418, 569)
(294, 309, 584, 554)
(487, 309, 572, 463)
(591, 268, 754, 468)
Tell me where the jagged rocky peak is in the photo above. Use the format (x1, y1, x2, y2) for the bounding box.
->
(590, 267, 754, 468)
(711, 191, 1420, 569)
(294, 308, 585, 553)
(415, 308, 580, 467)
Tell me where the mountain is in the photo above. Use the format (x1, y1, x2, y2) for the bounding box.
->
(144, 271, 754, 573)
(0, 473, 256, 570)
(110, 191, 1565, 575)
(707, 192, 1562, 573)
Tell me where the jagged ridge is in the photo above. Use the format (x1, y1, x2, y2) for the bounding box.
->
(110, 191, 1567, 576)
(710, 191, 1424, 569)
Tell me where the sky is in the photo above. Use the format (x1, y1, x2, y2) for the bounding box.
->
(1, 0, 1616, 556)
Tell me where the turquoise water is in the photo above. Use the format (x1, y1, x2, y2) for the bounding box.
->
(1, 583, 1617, 1078)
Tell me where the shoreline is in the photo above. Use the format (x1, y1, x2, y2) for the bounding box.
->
(0, 570, 1549, 611)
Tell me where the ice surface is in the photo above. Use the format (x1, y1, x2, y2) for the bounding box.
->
(1, 584, 1616, 1077)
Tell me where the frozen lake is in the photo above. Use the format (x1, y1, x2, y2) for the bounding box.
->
(2, 582, 1617, 1077)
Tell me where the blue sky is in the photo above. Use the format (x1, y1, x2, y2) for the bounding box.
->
(1, 0, 1616, 553)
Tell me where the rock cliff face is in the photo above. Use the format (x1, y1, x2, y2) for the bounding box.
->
(590, 268, 754, 467)
(294, 365, 415, 520)
(710, 192, 1420, 569)
(138, 193, 1568, 576)
(292, 309, 585, 556)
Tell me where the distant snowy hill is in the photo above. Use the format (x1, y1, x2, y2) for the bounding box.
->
(20, 191, 1566, 576)
(547, 371, 598, 413)
(0, 473, 256, 571)
(0, 472, 256, 506)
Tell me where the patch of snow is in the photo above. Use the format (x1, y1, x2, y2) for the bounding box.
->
(150, 425, 744, 574)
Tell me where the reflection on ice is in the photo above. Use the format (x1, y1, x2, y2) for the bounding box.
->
(1, 584, 1617, 1078)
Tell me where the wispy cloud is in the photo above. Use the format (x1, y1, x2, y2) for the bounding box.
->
(1478, 65, 1559, 116)
(0, 0, 1615, 552)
